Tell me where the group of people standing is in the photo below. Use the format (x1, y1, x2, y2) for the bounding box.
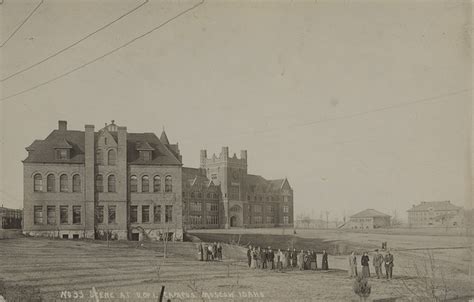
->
(348, 249, 394, 280)
(247, 246, 329, 272)
(197, 242, 223, 261)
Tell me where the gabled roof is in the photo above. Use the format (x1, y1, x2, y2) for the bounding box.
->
(350, 209, 390, 218)
(407, 201, 461, 212)
(245, 174, 291, 193)
(182, 167, 217, 190)
(23, 130, 85, 163)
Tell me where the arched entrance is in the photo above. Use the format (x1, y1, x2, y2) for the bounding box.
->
(230, 216, 238, 227)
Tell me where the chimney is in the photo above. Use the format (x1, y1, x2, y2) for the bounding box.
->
(58, 120, 67, 131)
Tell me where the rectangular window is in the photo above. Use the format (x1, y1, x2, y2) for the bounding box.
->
(72, 206, 81, 224)
(229, 185, 239, 200)
(96, 206, 104, 224)
(142, 205, 150, 223)
(254, 205, 262, 213)
(211, 174, 217, 180)
(283, 206, 289, 213)
(189, 215, 202, 225)
(47, 206, 56, 225)
(34, 206, 43, 225)
(267, 205, 274, 213)
(57, 149, 68, 160)
(60, 206, 68, 224)
(130, 205, 138, 223)
(108, 206, 116, 224)
(206, 203, 218, 212)
(254, 216, 263, 224)
(283, 196, 289, 202)
(283, 216, 289, 224)
(154, 205, 161, 223)
(190, 202, 202, 212)
(165, 205, 173, 223)
(266, 216, 274, 224)
(206, 215, 218, 225)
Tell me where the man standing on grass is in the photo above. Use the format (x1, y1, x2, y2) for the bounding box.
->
(384, 250, 394, 280)
(247, 245, 252, 267)
(373, 249, 384, 279)
(268, 247, 275, 270)
(262, 248, 267, 269)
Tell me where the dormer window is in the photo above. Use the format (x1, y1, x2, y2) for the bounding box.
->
(56, 149, 69, 160)
(140, 150, 152, 161)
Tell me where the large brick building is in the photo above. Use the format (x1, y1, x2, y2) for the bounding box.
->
(23, 121, 293, 240)
(407, 201, 463, 227)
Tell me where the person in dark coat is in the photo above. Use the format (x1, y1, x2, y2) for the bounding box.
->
(198, 243, 203, 261)
(321, 250, 329, 270)
(262, 248, 267, 269)
(384, 251, 394, 280)
(361, 252, 370, 277)
(217, 243, 223, 260)
(311, 250, 318, 270)
(292, 248, 298, 268)
(268, 247, 275, 269)
(247, 246, 252, 267)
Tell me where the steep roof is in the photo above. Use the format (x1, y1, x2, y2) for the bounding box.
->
(182, 167, 216, 190)
(245, 174, 290, 193)
(407, 201, 461, 212)
(127, 133, 181, 165)
(23, 130, 85, 164)
(350, 209, 390, 218)
(160, 130, 170, 145)
(24, 129, 181, 165)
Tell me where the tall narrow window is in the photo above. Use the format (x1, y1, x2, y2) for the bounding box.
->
(130, 205, 138, 223)
(96, 175, 103, 192)
(72, 175, 81, 192)
(142, 176, 149, 192)
(142, 205, 150, 223)
(34, 206, 43, 224)
(47, 206, 56, 225)
(60, 206, 68, 224)
(60, 174, 68, 192)
(96, 149, 103, 165)
(108, 175, 116, 192)
(153, 176, 161, 192)
(130, 176, 137, 192)
(72, 206, 81, 224)
(47, 174, 55, 192)
(108, 206, 116, 224)
(165, 175, 172, 193)
(165, 205, 173, 222)
(34, 174, 42, 192)
(108, 149, 116, 165)
(96, 206, 104, 224)
(154, 205, 161, 223)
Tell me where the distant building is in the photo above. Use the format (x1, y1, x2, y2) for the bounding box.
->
(0, 206, 22, 229)
(295, 218, 338, 229)
(346, 209, 391, 229)
(407, 201, 463, 227)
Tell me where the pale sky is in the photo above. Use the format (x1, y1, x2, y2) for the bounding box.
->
(1, 0, 472, 221)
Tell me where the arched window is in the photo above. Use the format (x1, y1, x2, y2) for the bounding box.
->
(142, 176, 149, 192)
(96, 175, 103, 192)
(108, 175, 116, 192)
(130, 175, 137, 192)
(96, 149, 103, 165)
(47, 174, 55, 192)
(108, 149, 116, 166)
(72, 174, 81, 192)
(34, 174, 43, 192)
(165, 175, 172, 192)
(153, 176, 161, 192)
(60, 174, 68, 192)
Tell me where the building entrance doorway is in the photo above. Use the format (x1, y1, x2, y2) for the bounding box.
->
(230, 216, 238, 227)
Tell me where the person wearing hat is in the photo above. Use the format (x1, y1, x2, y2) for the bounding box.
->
(267, 247, 275, 270)
(361, 251, 370, 277)
(384, 250, 394, 279)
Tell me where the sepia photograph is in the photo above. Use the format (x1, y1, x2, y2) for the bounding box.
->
(0, 0, 473, 301)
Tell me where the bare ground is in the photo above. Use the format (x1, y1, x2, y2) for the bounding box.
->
(0, 229, 472, 302)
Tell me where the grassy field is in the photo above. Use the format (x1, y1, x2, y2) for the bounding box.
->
(0, 229, 473, 301)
